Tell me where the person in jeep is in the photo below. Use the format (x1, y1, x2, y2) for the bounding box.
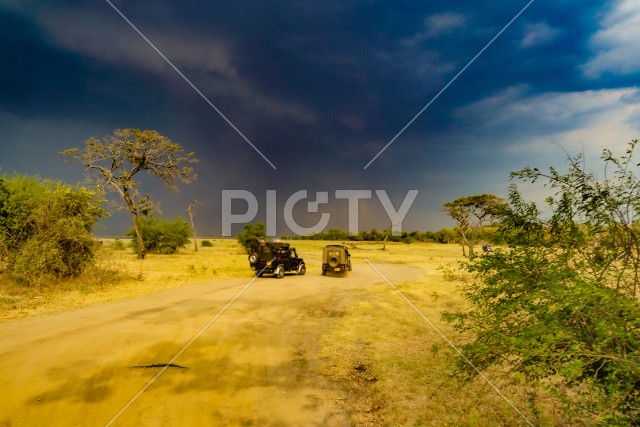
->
(322, 244, 352, 276)
(248, 241, 306, 278)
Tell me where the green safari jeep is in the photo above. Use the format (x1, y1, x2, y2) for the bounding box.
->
(322, 244, 352, 276)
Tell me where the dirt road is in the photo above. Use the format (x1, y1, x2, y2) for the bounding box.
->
(0, 262, 423, 426)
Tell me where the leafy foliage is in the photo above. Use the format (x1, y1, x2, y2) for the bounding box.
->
(125, 216, 190, 254)
(236, 222, 268, 253)
(0, 174, 106, 285)
(443, 141, 640, 425)
(200, 240, 213, 247)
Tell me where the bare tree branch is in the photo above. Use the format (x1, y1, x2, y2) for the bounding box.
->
(61, 128, 198, 259)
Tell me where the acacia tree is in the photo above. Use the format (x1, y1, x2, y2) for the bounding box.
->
(62, 128, 198, 259)
(442, 194, 506, 256)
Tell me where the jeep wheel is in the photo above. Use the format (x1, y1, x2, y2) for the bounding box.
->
(322, 270, 327, 276)
(328, 257, 339, 268)
(275, 265, 285, 279)
(297, 263, 306, 275)
(248, 253, 259, 264)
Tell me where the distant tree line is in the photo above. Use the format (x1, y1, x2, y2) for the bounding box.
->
(235, 223, 472, 252)
(283, 226, 503, 245)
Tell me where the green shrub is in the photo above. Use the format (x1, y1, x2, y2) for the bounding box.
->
(126, 216, 190, 254)
(236, 222, 267, 253)
(200, 240, 213, 247)
(0, 174, 105, 285)
(443, 141, 640, 425)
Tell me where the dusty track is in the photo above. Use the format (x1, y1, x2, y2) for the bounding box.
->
(0, 262, 424, 426)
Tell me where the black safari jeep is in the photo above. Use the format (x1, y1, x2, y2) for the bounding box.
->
(322, 244, 352, 275)
(248, 241, 306, 278)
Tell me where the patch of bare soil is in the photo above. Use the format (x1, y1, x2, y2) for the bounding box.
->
(0, 262, 423, 426)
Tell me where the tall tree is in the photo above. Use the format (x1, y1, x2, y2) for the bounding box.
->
(443, 194, 506, 257)
(62, 128, 198, 259)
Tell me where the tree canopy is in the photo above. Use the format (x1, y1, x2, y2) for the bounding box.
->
(125, 216, 191, 255)
(443, 193, 506, 256)
(62, 128, 198, 259)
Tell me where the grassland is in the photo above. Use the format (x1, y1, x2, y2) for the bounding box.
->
(0, 238, 250, 319)
(316, 242, 567, 426)
(0, 238, 567, 425)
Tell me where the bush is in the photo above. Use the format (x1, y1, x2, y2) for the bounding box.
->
(0, 174, 105, 285)
(126, 216, 190, 254)
(236, 222, 267, 253)
(200, 240, 213, 247)
(443, 141, 640, 425)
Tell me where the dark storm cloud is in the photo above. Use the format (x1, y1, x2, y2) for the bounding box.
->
(1, 0, 639, 235)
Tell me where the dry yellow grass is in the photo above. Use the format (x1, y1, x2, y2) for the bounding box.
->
(0, 238, 567, 425)
(0, 238, 358, 319)
(316, 241, 568, 426)
(0, 238, 251, 319)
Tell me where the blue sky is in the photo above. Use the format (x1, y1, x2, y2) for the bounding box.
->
(1, 0, 639, 236)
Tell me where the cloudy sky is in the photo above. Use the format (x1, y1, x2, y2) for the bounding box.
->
(1, 0, 639, 236)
